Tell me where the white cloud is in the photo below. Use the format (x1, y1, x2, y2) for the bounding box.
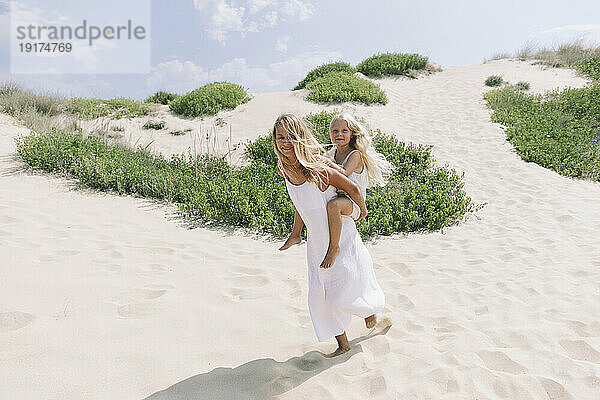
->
(534, 24, 600, 46)
(145, 50, 343, 93)
(276, 35, 289, 53)
(193, 0, 313, 44)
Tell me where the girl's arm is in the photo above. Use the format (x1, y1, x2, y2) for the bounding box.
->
(322, 167, 368, 221)
(322, 152, 362, 177)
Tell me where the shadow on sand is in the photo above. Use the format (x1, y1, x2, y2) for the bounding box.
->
(145, 325, 391, 400)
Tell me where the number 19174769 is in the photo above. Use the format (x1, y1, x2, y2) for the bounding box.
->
(19, 42, 72, 52)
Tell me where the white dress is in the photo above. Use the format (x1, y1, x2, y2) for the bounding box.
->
(282, 169, 385, 342)
(327, 148, 369, 220)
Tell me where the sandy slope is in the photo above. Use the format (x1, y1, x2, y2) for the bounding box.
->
(1, 59, 599, 400)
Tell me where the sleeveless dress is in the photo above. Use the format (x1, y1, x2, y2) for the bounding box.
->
(327, 148, 369, 220)
(281, 168, 385, 342)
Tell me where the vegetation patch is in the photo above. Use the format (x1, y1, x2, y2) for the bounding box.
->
(576, 57, 600, 81)
(485, 75, 503, 87)
(144, 91, 179, 105)
(66, 97, 151, 119)
(169, 128, 192, 136)
(16, 109, 483, 238)
(169, 82, 251, 118)
(356, 53, 428, 78)
(305, 72, 387, 105)
(293, 62, 356, 90)
(484, 85, 600, 181)
(142, 120, 166, 130)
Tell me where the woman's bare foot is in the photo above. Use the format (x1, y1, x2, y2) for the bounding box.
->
(320, 246, 340, 268)
(279, 235, 301, 251)
(326, 344, 351, 358)
(365, 314, 377, 329)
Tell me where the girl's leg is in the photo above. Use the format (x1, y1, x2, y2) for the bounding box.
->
(326, 331, 351, 357)
(320, 197, 353, 268)
(279, 209, 304, 251)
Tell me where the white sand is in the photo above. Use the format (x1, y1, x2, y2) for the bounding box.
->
(1, 59, 599, 399)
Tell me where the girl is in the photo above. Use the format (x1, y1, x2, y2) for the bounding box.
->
(280, 113, 394, 271)
(273, 113, 386, 357)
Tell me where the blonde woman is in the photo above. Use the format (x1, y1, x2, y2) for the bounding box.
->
(280, 112, 394, 270)
(273, 113, 387, 357)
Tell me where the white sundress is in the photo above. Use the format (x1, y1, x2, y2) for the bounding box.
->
(327, 148, 369, 220)
(282, 170, 385, 342)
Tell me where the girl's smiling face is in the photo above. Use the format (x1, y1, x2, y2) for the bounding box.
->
(330, 119, 352, 147)
(275, 126, 296, 159)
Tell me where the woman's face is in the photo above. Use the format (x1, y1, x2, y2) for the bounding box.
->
(275, 126, 296, 159)
(330, 119, 352, 146)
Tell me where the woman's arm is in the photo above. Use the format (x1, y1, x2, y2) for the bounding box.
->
(323, 167, 368, 222)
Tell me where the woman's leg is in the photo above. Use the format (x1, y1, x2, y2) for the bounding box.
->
(326, 331, 351, 357)
(320, 197, 353, 268)
(279, 209, 304, 251)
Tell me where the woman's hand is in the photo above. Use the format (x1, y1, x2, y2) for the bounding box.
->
(355, 207, 368, 222)
(325, 168, 368, 220)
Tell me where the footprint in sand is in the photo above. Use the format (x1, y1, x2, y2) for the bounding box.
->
(538, 377, 572, 400)
(111, 288, 168, 304)
(0, 311, 35, 332)
(117, 303, 163, 318)
(559, 339, 600, 363)
(476, 350, 528, 374)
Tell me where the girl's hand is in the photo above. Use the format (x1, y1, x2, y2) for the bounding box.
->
(355, 208, 368, 222)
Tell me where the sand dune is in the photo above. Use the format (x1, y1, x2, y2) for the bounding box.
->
(1, 59, 599, 399)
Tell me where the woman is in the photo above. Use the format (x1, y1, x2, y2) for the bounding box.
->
(272, 113, 387, 357)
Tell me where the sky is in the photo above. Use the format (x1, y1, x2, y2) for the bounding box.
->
(1, 0, 599, 100)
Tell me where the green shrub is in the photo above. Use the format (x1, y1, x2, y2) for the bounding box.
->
(484, 85, 600, 181)
(293, 62, 356, 90)
(305, 72, 387, 105)
(576, 57, 600, 80)
(66, 97, 150, 119)
(16, 111, 483, 238)
(142, 120, 165, 130)
(515, 81, 530, 91)
(485, 75, 503, 87)
(169, 128, 191, 136)
(356, 53, 428, 78)
(144, 91, 179, 105)
(169, 82, 251, 117)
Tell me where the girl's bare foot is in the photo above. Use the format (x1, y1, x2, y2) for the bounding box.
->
(279, 235, 301, 251)
(365, 314, 377, 329)
(326, 344, 351, 358)
(320, 246, 340, 268)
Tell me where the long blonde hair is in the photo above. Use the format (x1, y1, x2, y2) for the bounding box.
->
(272, 113, 330, 187)
(329, 112, 394, 188)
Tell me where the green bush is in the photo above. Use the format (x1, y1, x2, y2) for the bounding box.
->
(169, 82, 251, 117)
(485, 75, 503, 87)
(144, 91, 179, 105)
(142, 120, 165, 130)
(484, 85, 600, 181)
(515, 81, 530, 91)
(576, 57, 600, 80)
(15, 110, 483, 238)
(305, 72, 387, 105)
(293, 62, 356, 90)
(66, 97, 150, 119)
(356, 53, 428, 78)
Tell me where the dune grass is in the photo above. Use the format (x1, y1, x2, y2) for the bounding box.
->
(169, 82, 251, 118)
(305, 72, 387, 105)
(485, 75, 504, 87)
(293, 62, 356, 90)
(144, 91, 180, 105)
(15, 109, 483, 238)
(66, 97, 151, 119)
(356, 53, 429, 78)
(485, 85, 600, 181)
